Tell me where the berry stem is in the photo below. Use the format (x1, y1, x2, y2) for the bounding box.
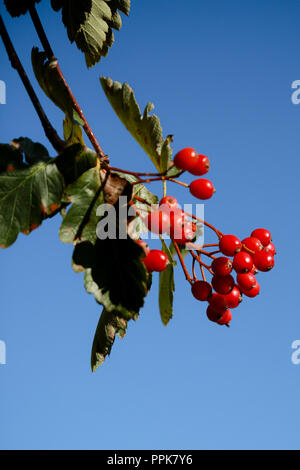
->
(242, 244, 255, 255)
(184, 212, 224, 238)
(199, 256, 206, 282)
(190, 251, 213, 274)
(172, 241, 193, 283)
(192, 255, 197, 281)
(167, 178, 189, 187)
(132, 176, 189, 188)
(186, 243, 217, 259)
(163, 179, 167, 198)
(133, 195, 151, 206)
(108, 166, 184, 179)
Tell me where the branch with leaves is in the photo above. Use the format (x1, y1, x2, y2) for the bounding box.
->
(0, 1, 276, 372)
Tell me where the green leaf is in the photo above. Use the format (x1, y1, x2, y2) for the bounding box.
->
(63, 115, 85, 147)
(159, 239, 175, 326)
(84, 266, 138, 320)
(160, 135, 174, 173)
(11, 137, 50, 165)
(91, 307, 129, 372)
(31, 47, 84, 145)
(90, 238, 148, 313)
(59, 167, 103, 244)
(51, 0, 131, 67)
(100, 77, 173, 172)
(115, 171, 158, 239)
(31, 47, 74, 117)
(0, 151, 65, 248)
(4, 0, 41, 17)
(56, 144, 97, 185)
(0, 144, 26, 173)
(74, 236, 149, 313)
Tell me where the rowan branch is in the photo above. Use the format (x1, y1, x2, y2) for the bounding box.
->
(29, 5, 107, 162)
(0, 14, 65, 153)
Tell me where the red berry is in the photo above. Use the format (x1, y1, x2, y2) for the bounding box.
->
(208, 293, 228, 312)
(253, 250, 275, 272)
(174, 147, 199, 171)
(206, 306, 222, 322)
(240, 281, 260, 297)
(225, 286, 242, 308)
(217, 309, 232, 325)
(219, 235, 242, 256)
(191, 280, 212, 301)
(159, 196, 178, 210)
(232, 251, 253, 273)
(142, 249, 169, 272)
(237, 272, 256, 291)
(211, 257, 233, 276)
(212, 274, 235, 295)
(171, 221, 196, 245)
(251, 228, 272, 247)
(265, 242, 276, 256)
(189, 154, 210, 176)
(145, 210, 170, 234)
(136, 239, 150, 255)
(242, 237, 263, 254)
(189, 178, 215, 200)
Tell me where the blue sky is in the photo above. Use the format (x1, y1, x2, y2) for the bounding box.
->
(0, 0, 300, 450)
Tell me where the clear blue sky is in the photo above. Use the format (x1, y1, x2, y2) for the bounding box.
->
(0, 0, 300, 450)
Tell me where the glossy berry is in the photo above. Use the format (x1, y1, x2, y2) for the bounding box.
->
(159, 195, 178, 210)
(219, 235, 242, 256)
(174, 147, 199, 171)
(212, 274, 235, 295)
(232, 251, 253, 273)
(225, 286, 242, 309)
(240, 281, 260, 297)
(253, 250, 275, 272)
(191, 280, 212, 301)
(211, 257, 233, 276)
(168, 209, 187, 234)
(142, 249, 169, 272)
(206, 306, 222, 322)
(208, 293, 228, 313)
(189, 154, 210, 176)
(189, 178, 215, 200)
(265, 242, 276, 256)
(237, 272, 256, 291)
(146, 210, 170, 234)
(251, 228, 272, 247)
(217, 309, 232, 326)
(242, 237, 263, 254)
(136, 239, 150, 255)
(172, 221, 196, 245)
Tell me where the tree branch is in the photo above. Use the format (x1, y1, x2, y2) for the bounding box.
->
(29, 5, 107, 162)
(0, 14, 65, 153)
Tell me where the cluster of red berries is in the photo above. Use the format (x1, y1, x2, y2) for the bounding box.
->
(191, 230, 276, 326)
(138, 195, 197, 272)
(174, 147, 215, 200)
(132, 146, 276, 328)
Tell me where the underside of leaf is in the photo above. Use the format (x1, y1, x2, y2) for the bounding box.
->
(51, 0, 131, 67)
(100, 77, 173, 172)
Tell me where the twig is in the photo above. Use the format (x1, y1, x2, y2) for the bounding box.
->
(0, 14, 65, 153)
(190, 250, 213, 274)
(172, 241, 192, 283)
(29, 5, 106, 161)
(184, 212, 224, 238)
